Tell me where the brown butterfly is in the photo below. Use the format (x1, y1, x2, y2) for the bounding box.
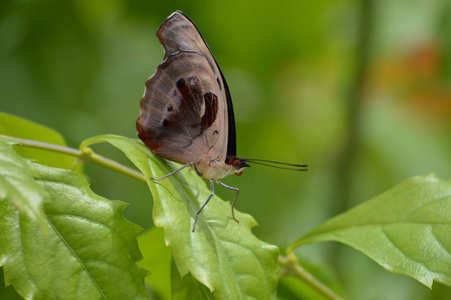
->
(137, 11, 307, 232)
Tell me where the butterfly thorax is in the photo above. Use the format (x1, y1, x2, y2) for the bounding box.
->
(194, 156, 249, 180)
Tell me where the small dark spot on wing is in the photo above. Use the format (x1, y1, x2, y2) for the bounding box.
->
(176, 78, 185, 89)
(162, 119, 169, 127)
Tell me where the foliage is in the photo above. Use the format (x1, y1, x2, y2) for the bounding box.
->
(81, 134, 280, 299)
(1, 114, 450, 299)
(0, 142, 147, 299)
(291, 174, 451, 288)
(0, 137, 47, 228)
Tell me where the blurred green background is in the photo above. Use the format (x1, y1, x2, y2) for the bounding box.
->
(1, 0, 451, 299)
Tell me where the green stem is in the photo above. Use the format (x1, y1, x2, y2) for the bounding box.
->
(329, 0, 375, 274)
(334, 0, 374, 214)
(279, 254, 343, 300)
(0, 134, 147, 183)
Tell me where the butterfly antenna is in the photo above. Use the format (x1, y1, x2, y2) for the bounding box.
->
(246, 159, 308, 171)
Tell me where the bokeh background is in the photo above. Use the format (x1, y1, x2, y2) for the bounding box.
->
(1, 0, 451, 299)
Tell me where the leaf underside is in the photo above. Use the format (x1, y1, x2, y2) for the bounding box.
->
(294, 174, 451, 288)
(82, 135, 280, 300)
(0, 138, 47, 228)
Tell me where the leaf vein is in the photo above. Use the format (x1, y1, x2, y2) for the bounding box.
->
(45, 212, 108, 299)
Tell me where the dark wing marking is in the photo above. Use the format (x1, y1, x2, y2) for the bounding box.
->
(137, 51, 224, 164)
(157, 11, 236, 158)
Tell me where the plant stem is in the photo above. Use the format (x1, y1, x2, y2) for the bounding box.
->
(279, 254, 343, 300)
(333, 0, 374, 215)
(0, 134, 147, 183)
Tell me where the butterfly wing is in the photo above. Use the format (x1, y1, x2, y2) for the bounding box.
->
(137, 11, 236, 165)
(157, 12, 237, 157)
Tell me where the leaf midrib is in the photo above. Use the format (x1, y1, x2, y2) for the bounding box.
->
(35, 177, 109, 300)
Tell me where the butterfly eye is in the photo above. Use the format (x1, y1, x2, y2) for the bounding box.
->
(232, 159, 242, 168)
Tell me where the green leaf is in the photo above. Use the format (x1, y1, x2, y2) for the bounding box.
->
(0, 163, 148, 299)
(137, 227, 171, 299)
(290, 174, 451, 288)
(81, 135, 280, 300)
(170, 260, 215, 300)
(0, 138, 47, 227)
(0, 267, 22, 299)
(0, 112, 77, 170)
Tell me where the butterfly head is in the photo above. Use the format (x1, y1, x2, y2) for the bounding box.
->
(226, 156, 250, 176)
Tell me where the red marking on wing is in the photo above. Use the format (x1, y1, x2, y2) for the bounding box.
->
(178, 81, 194, 103)
(136, 120, 164, 152)
(202, 92, 218, 130)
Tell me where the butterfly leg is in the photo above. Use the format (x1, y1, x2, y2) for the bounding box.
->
(193, 179, 215, 232)
(150, 162, 194, 181)
(216, 180, 240, 223)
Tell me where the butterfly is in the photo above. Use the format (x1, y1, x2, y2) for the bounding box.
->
(137, 11, 307, 232)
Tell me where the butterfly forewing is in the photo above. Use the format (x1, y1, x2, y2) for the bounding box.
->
(157, 12, 217, 63)
(156, 11, 237, 157)
(137, 13, 229, 165)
